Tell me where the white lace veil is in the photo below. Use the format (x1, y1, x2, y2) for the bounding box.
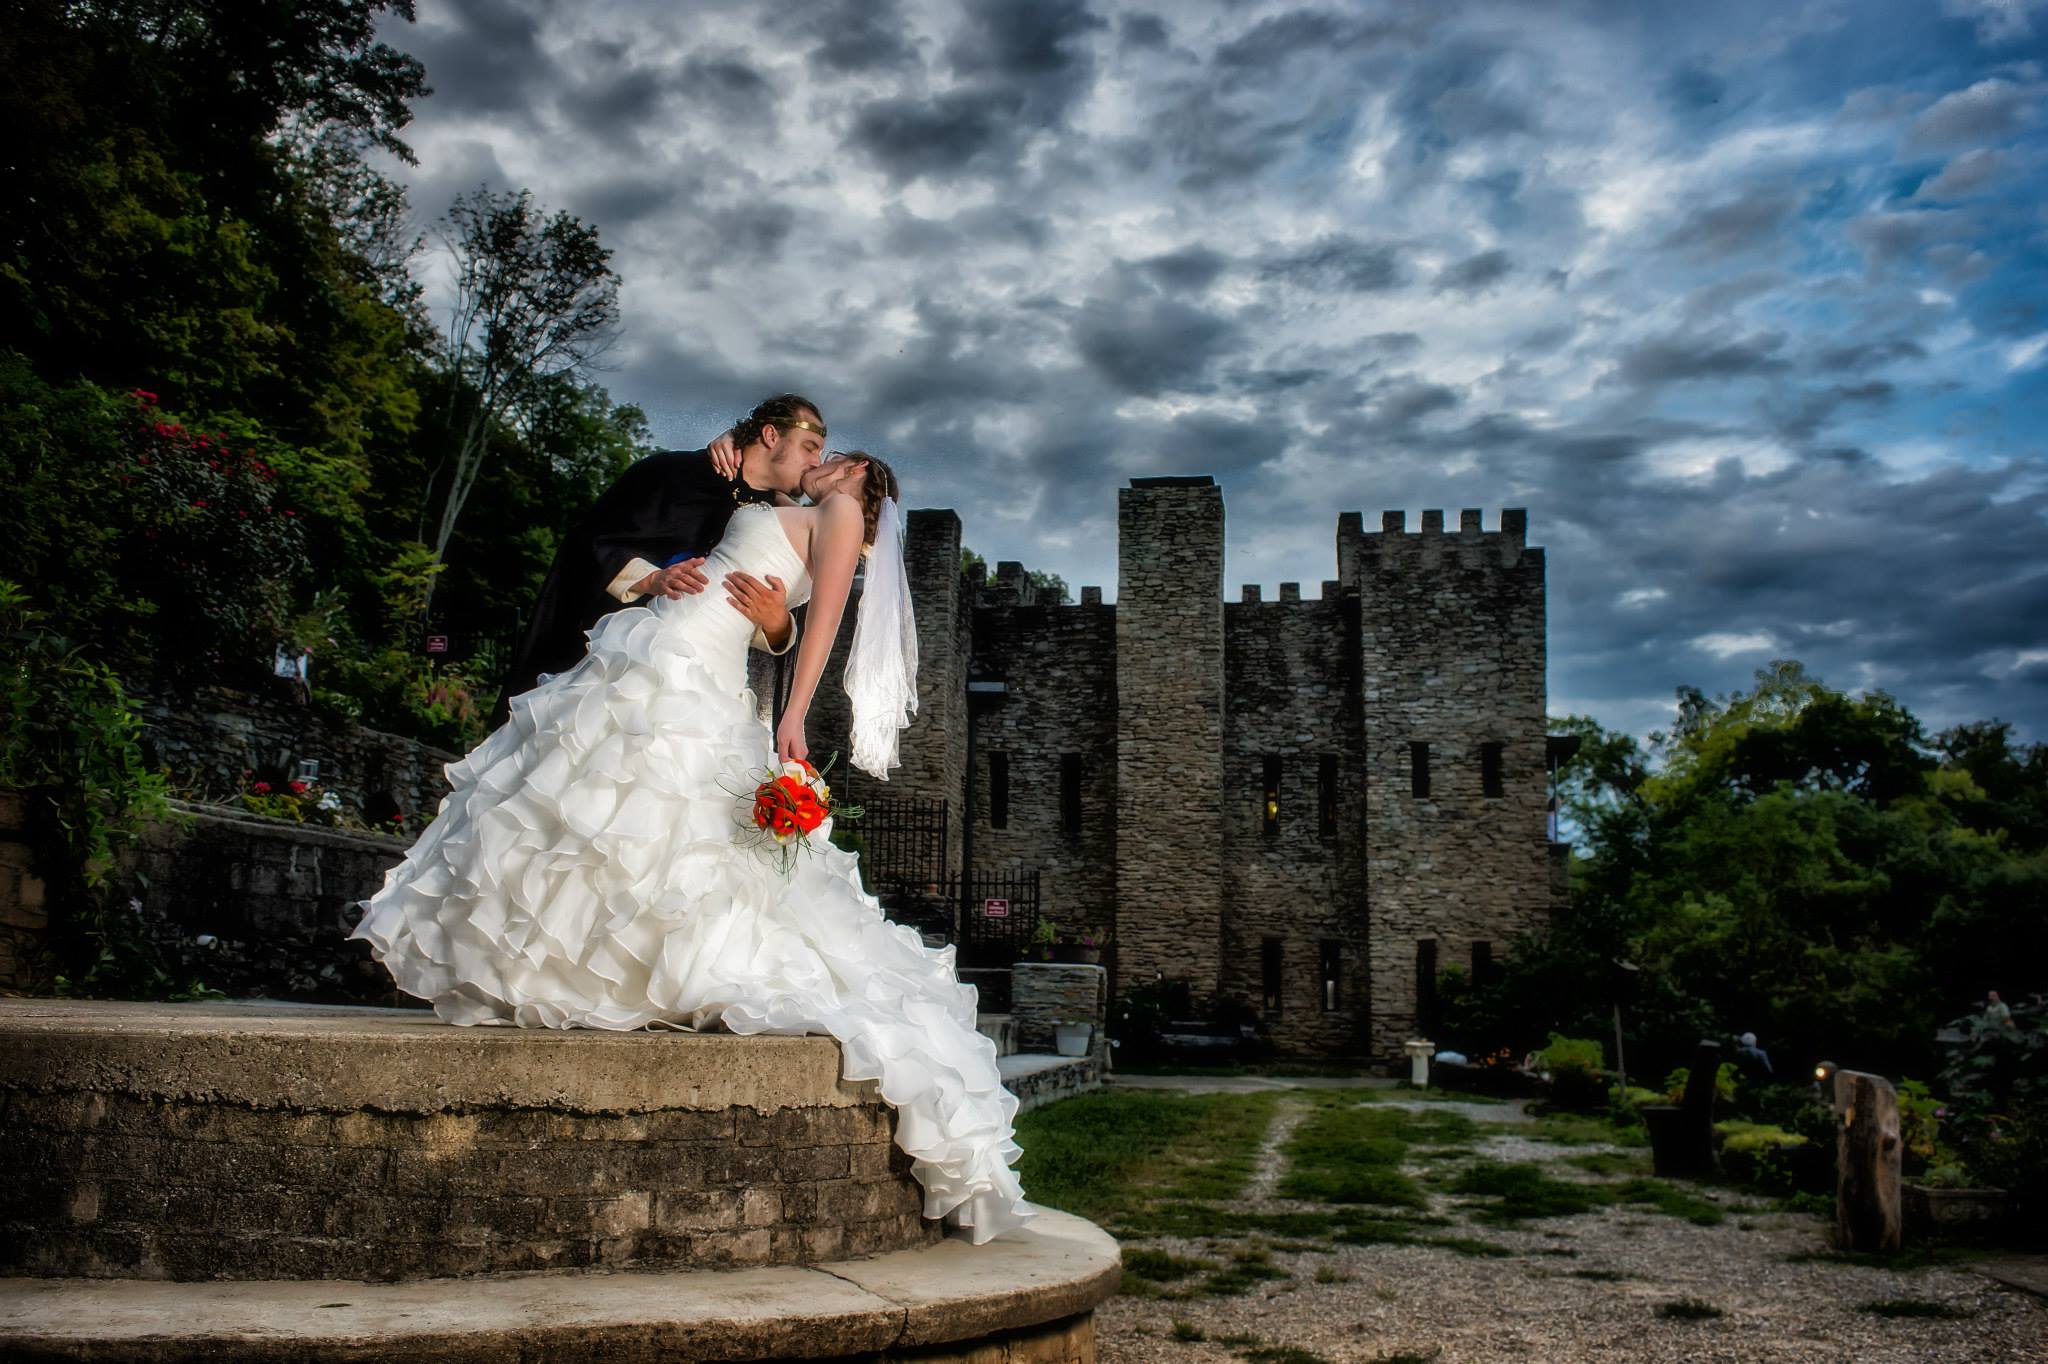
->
(844, 497, 919, 779)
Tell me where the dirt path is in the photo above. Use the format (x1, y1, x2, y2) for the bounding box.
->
(1094, 1096, 2046, 1364)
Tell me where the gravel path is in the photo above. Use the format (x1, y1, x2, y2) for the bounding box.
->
(1095, 1098, 2047, 1364)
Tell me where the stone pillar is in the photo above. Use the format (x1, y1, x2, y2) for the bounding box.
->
(1115, 477, 1225, 1007)
(900, 509, 969, 875)
(1835, 1068, 1904, 1253)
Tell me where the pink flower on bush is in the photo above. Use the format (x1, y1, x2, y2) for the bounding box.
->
(251, 782, 271, 794)
(288, 781, 308, 795)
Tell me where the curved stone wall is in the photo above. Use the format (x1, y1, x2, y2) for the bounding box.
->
(0, 1001, 942, 1281)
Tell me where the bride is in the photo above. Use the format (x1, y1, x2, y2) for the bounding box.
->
(350, 452, 1036, 1245)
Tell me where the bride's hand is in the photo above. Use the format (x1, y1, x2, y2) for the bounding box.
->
(708, 429, 740, 478)
(774, 714, 808, 766)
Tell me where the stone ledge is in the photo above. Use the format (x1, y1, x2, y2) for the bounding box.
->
(0, 1000, 878, 1114)
(0, 1208, 1118, 1363)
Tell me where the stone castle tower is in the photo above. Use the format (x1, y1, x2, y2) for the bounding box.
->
(762, 477, 1563, 1058)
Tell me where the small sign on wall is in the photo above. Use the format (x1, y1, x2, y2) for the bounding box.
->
(982, 898, 1010, 918)
(424, 635, 450, 655)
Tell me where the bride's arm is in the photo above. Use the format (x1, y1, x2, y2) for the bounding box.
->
(774, 494, 863, 764)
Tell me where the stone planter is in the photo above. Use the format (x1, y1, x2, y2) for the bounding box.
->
(1904, 1181, 2011, 1242)
(1050, 943, 1102, 965)
(1054, 1022, 1093, 1057)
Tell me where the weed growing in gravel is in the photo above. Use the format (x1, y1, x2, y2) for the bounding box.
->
(1857, 1299, 1976, 1319)
(1216, 1332, 1262, 1346)
(1364, 1350, 1442, 1364)
(1424, 1235, 1516, 1258)
(1783, 1246, 1950, 1271)
(1241, 1347, 1335, 1364)
(1610, 1178, 1725, 1226)
(1566, 1150, 1648, 1177)
(1450, 1161, 1602, 1219)
(1170, 1319, 1207, 1341)
(1568, 1269, 1631, 1281)
(1655, 1298, 1725, 1320)
(1279, 1098, 1477, 1208)
(1314, 1265, 1353, 1283)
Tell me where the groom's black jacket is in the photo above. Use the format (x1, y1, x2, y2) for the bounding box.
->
(494, 448, 775, 724)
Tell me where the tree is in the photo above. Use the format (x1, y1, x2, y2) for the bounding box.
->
(422, 188, 621, 604)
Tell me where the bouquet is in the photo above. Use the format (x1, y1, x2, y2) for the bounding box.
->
(723, 755, 861, 875)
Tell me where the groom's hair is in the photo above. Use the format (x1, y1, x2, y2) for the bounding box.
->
(731, 393, 823, 451)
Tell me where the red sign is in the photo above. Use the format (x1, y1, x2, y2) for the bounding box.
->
(424, 635, 450, 655)
(982, 898, 1010, 918)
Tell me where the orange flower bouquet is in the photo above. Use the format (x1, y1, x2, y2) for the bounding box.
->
(723, 755, 862, 875)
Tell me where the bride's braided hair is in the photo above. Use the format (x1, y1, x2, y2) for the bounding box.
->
(730, 393, 822, 450)
(834, 451, 900, 551)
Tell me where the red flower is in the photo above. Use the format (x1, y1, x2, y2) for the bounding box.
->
(288, 781, 308, 795)
(251, 782, 271, 794)
(191, 499, 208, 508)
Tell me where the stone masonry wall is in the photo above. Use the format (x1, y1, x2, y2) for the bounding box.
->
(1220, 589, 1374, 1055)
(1010, 962, 1109, 1054)
(1115, 478, 1226, 1007)
(1344, 509, 1553, 1056)
(1, 1090, 935, 1282)
(134, 685, 456, 825)
(968, 592, 1117, 946)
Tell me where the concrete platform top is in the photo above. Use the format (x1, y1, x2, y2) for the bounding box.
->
(0, 1206, 1119, 1363)
(0, 999, 880, 1114)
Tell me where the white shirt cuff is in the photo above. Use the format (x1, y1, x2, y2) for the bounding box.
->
(752, 615, 798, 655)
(607, 557, 661, 603)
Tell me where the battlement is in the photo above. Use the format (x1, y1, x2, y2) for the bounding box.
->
(1337, 508, 1535, 584)
(1234, 581, 1349, 604)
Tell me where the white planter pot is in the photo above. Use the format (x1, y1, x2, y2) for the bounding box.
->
(1054, 1024, 1092, 1058)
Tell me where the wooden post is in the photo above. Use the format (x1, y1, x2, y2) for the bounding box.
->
(1834, 1069, 1903, 1254)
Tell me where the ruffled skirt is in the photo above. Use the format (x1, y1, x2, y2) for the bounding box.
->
(350, 602, 1035, 1244)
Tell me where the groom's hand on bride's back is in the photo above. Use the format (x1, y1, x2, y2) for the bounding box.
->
(632, 559, 709, 599)
(724, 571, 791, 646)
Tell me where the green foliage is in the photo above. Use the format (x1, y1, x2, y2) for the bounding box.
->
(0, 579, 186, 993)
(1662, 1063, 1739, 1107)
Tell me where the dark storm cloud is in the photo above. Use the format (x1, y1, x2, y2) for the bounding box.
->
(944, 0, 1107, 125)
(1613, 329, 1794, 386)
(1659, 184, 1802, 259)
(1760, 381, 1897, 442)
(1260, 236, 1409, 292)
(401, 0, 558, 121)
(1846, 208, 1970, 267)
(1118, 12, 1169, 51)
(1915, 147, 2010, 198)
(791, 0, 922, 74)
(1813, 337, 1927, 372)
(1073, 267, 1240, 396)
(846, 90, 1021, 182)
(1371, 378, 1462, 427)
(1138, 245, 1231, 291)
(1432, 248, 1512, 295)
(1682, 270, 1795, 319)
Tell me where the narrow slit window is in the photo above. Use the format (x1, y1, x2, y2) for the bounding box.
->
(1319, 755, 1338, 839)
(1410, 742, 1431, 799)
(1471, 940, 1494, 986)
(1060, 753, 1082, 833)
(1416, 938, 1439, 1031)
(1320, 940, 1341, 1012)
(989, 751, 1010, 830)
(1261, 937, 1283, 1011)
(1262, 755, 1281, 836)
(1480, 742, 1504, 798)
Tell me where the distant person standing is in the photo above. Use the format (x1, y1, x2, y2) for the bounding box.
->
(1983, 990, 2015, 1030)
(1734, 1031, 1773, 1078)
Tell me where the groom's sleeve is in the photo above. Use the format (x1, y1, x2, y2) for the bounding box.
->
(749, 615, 798, 655)
(606, 557, 660, 603)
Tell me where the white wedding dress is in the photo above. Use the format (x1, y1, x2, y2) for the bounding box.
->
(351, 504, 1035, 1244)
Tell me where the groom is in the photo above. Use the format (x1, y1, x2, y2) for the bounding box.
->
(494, 393, 828, 724)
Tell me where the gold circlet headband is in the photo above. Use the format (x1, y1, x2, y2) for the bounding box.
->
(775, 418, 827, 438)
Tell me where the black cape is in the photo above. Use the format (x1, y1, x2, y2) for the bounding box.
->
(494, 448, 774, 724)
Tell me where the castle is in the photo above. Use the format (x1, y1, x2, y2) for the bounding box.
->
(763, 476, 1567, 1059)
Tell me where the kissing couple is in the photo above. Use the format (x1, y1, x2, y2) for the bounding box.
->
(351, 393, 1035, 1244)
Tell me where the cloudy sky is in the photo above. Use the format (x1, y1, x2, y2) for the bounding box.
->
(373, 0, 2048, 741)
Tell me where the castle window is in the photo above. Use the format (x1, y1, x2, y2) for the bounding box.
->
(1480, 742, 1504, 798)
(1060, 754, 1082, 833)
(1262, 756, 1281, 836)
(1261, 937, 1283, 1011)
(1416, 938, 1439, 1032)
(1410, 742, 1431, 799)
(1472, 940, 1494, 986)
(989, 751, 1010, 830)
(1320, 940, 1341, 1011)
(1319, 755, 1338, 839)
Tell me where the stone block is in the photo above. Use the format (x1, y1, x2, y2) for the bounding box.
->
(686, 1227, 772, 1267)
(651, 1188, 744, 1235)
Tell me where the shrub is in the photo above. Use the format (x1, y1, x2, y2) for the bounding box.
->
(1539, 1033, 1609, 1110)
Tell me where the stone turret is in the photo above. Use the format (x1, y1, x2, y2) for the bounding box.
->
(1341, 508, 1550, 1055)
(1114, 477, 1226, 1005)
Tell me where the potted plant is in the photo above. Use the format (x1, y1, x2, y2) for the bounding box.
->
(1051, 927, 1110, 965)
(1053, 1017, 1095, 1057)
